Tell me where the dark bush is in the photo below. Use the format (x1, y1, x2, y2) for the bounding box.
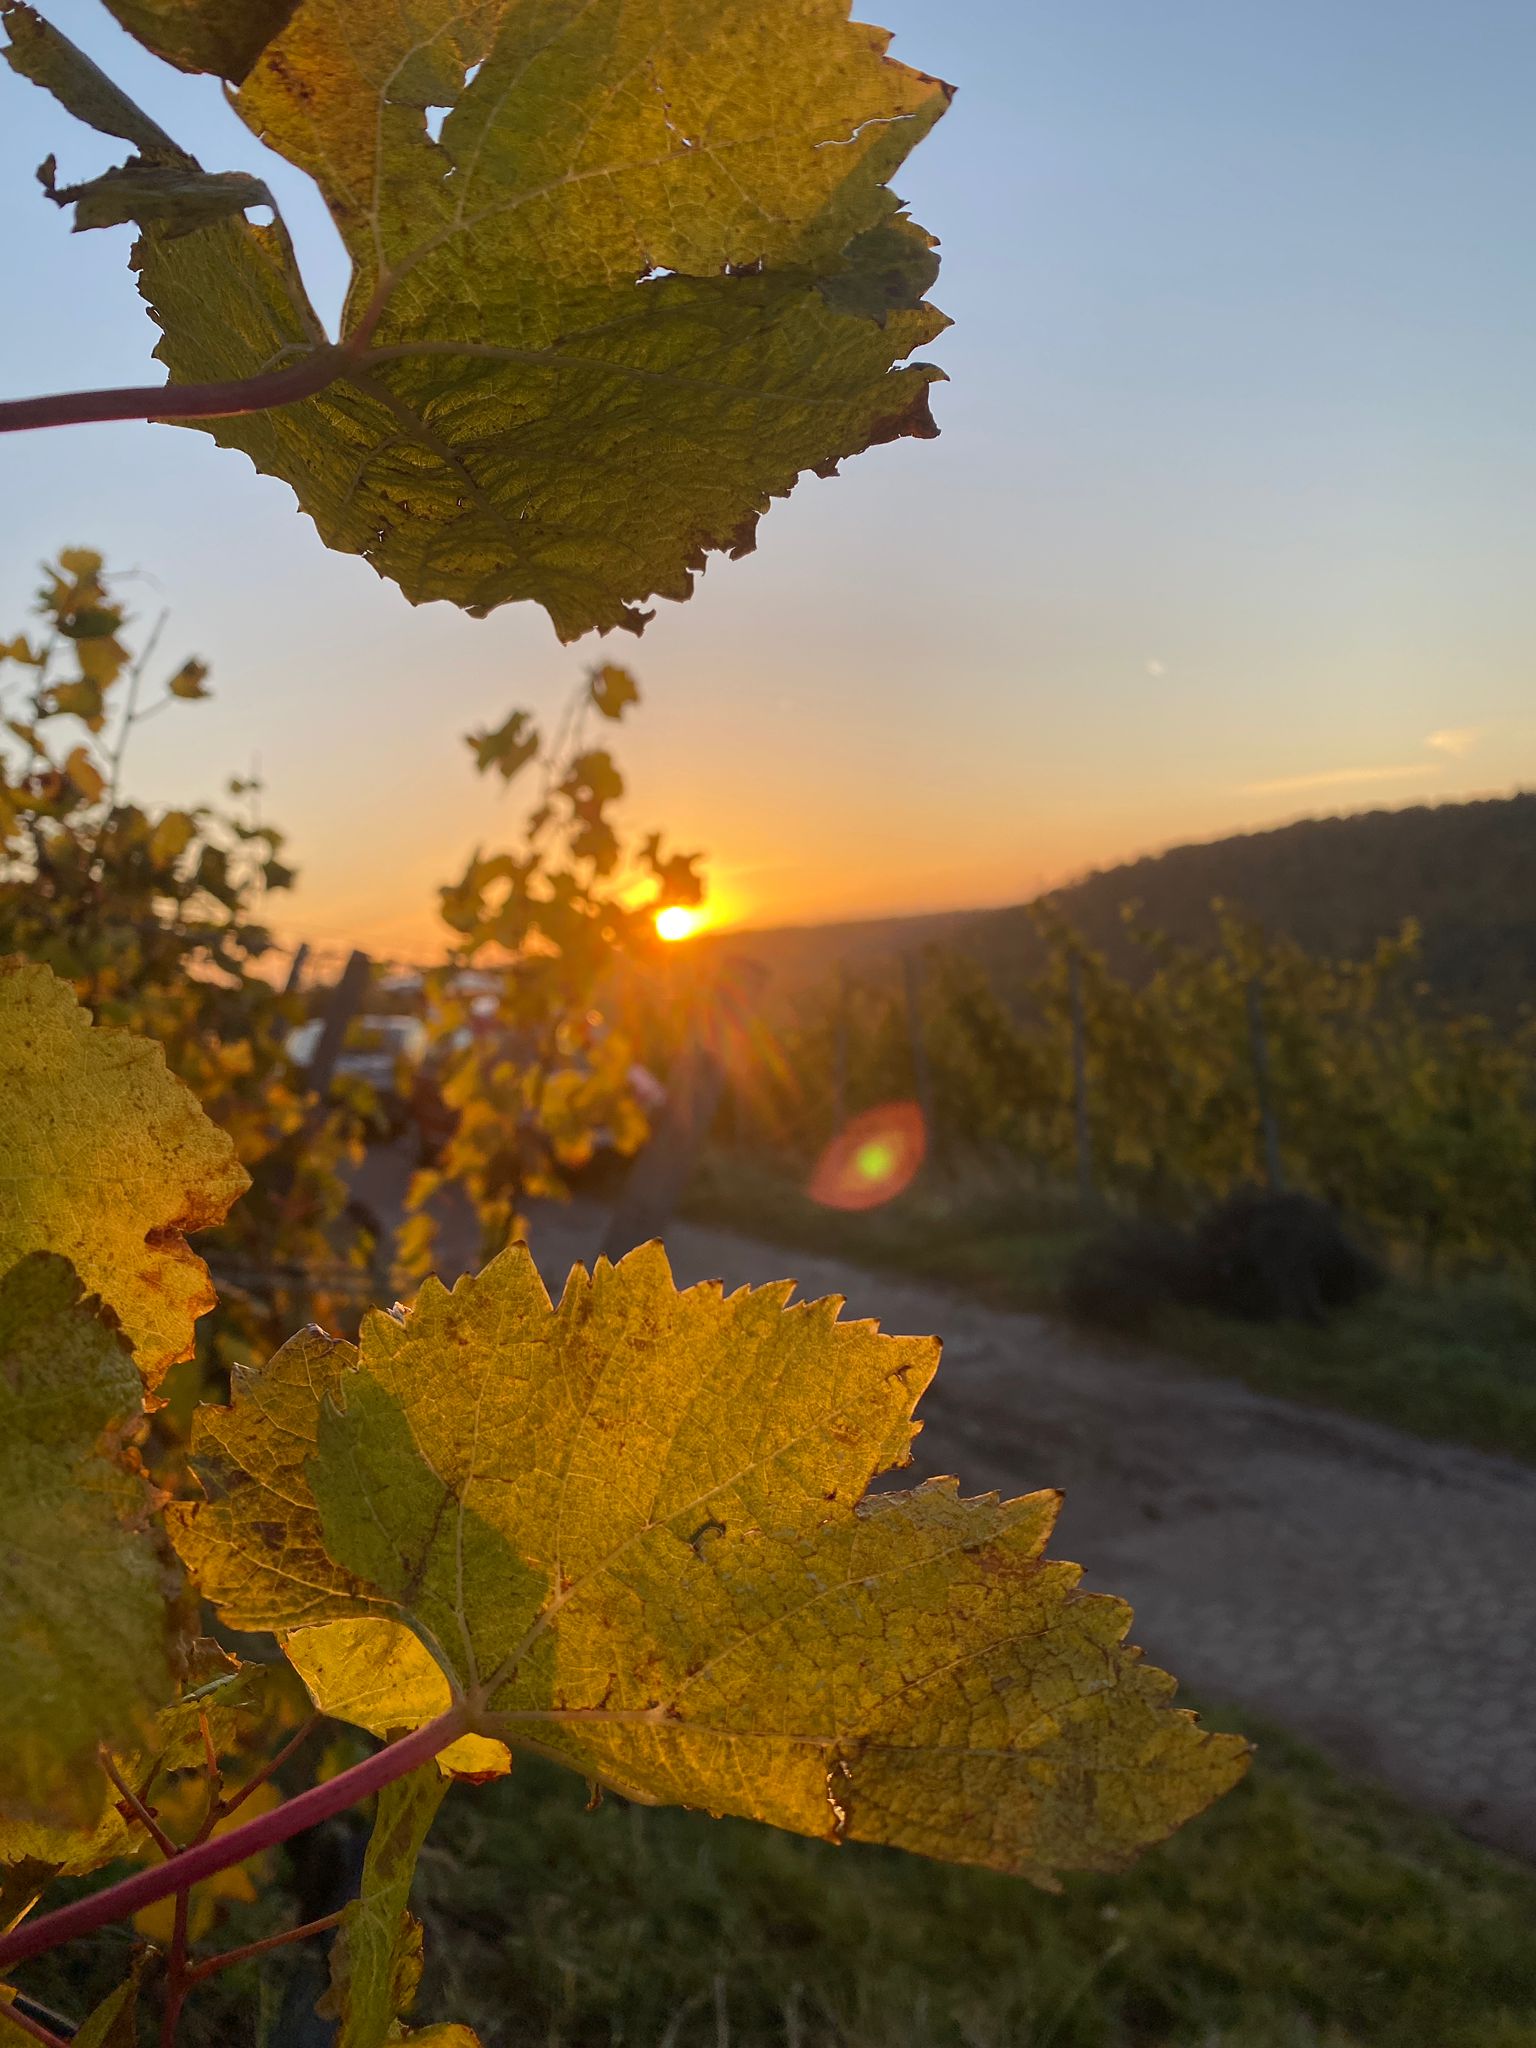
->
(1193, 1187, 1384, 1325)
(1064, 1189, 1383, 1332)
(1061, 1219, 1204, 1335)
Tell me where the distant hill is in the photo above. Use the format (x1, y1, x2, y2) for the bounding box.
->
(702, 907, 977, 998)
(720, 794, 1536, 1021)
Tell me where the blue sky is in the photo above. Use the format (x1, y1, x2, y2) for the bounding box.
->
(2, 0, 1534, 956)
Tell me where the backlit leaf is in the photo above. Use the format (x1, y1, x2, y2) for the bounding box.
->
(165, 656, 210, 698)
(0, 1643, 275, 1886)
(64, 744, 106, 802)
(0, 1, 175, 153)
(149, 807, 196, 867)
(17, 0, 951, 640)
(0, 961, 249, 1384)
(69, 1960, 147, 2048)
(173, 1245, 1248, 1883)
(42, 676, 105, 727)
(132, 1776, 281, 1943)
(0, 1254, 177, 1828)
(589, 665, 640, 722)
(468, 708, 539, 785)
(285, 1619, 511, 1780)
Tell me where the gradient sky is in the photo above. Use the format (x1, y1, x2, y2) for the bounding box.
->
(3, 1, 1535, 962)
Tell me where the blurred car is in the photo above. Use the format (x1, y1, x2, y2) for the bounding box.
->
(286, 1013, 429, 1141)
(409, 1007, 665, 1179)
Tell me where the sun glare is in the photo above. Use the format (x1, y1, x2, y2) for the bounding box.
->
(655, 904, 702, 942)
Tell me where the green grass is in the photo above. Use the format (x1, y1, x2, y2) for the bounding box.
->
(1157, 1274, 1536, 1461)
(681, 1150, 1536, 1465)
(405, 1707, 1536, 2046)
(24, 1707, 1536, 2045)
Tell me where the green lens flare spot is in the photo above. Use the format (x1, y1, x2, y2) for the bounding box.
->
(855, 1141, 897, 1181)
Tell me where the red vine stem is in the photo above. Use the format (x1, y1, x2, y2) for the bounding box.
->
(185, 1908, 345, 1984)
(214, 1714, 321, 1821)
(0, 348, 348, 435)
(0, 1707, 468, 1975)
(0, 263, 402, 438)
(98, 1748, 177, 1861)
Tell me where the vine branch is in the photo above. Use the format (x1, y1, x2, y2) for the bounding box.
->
(0, 1706, 468, 1975)
(98, 1746, 176, 1860)
(214, 1714, 321, 1821)
(185, 1908, 345, 1985)
(0, 347, 349, 436)
(0, 262, 403, 438)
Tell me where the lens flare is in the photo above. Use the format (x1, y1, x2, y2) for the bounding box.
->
(808, 1101, 926, 1211)
(655, 905, 701, 942)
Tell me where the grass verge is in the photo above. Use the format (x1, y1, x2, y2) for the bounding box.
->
(407, 1706, 1536, 2047)
(22, 1706, 1536, 2044)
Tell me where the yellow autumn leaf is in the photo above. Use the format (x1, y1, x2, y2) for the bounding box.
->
(0, 961, 249, 1384)
(0, 1254, 176, 1829)
(284, 1619, 510, 1781)
(75, 632, 128, 689)
(589, 665, 640, 722)
(393, 1211, 439, 1284)
(44, 676, 105, 727)
(63, 744, 106, 802)
(149, 808, 196, 867)
(165, 657, 210, 699)
(173, 1245, 1248, 1884)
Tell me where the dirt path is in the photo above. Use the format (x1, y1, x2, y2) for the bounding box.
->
(354, 1149, 1536, 1860)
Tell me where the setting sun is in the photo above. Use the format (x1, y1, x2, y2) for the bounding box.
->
(654, 904, 702, 942)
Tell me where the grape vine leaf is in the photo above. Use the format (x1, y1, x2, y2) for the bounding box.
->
(589, 664, 640, 722)
(39, 154, 275, 237)
(70, 1962, 147, 2048)
(172, 1245, 1249, 1883)
(8, 0, 951, 640)
(0, 960, 249, 1384)
(318, 1764, 477, 2048)
(0, 1, 175, 153)
(99, 0, 297, 83)
(467, 708, 539, 785)
(0, 1255, 178, 1829)
(285, 1620, 511, 1781)
(0, 1641, 272, 1888)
